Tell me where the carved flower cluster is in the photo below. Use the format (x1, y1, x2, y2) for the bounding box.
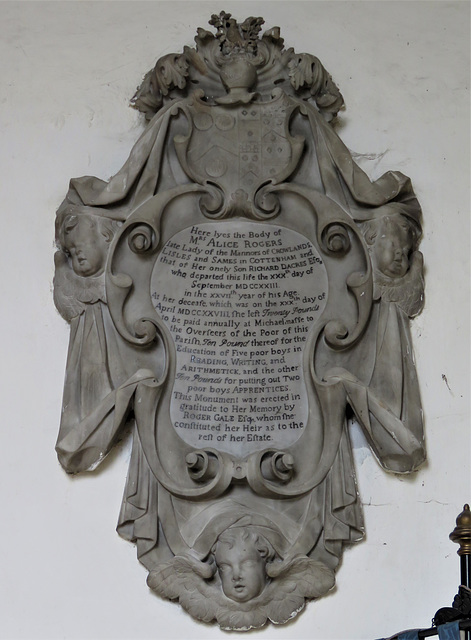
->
(208, 12, 265, 56)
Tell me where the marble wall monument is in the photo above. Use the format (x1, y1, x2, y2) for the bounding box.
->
(54, 13, 426, 631)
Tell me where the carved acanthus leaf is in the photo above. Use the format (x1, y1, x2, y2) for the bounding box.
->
(288, 53, 344, 117)
(132, 53, 190, 121)
(132, 14, 344, 121)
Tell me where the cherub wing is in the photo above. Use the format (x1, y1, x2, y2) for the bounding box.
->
(147, 556, 220, 624)
(265, 556, 335, 624)
(53, 251, 106, 321)
(379, 250, 424, 317)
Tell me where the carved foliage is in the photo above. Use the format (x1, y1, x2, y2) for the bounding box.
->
(131, 11, 344, 122)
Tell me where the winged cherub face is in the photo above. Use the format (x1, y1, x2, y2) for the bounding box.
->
(215, 530, 268, 603)
(372, 214, 414, 279)
(62, 215, 109, 277)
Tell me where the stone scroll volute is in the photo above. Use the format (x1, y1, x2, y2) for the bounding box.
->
(54, 12, 426, 631)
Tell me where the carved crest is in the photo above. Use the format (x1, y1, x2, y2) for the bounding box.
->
(54, 12, 425, 630)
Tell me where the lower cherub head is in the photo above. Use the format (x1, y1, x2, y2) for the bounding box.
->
(214, 527, 275, 603)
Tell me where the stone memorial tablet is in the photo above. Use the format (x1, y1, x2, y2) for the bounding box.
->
(54, 12, 426, 631)
(151, 222, 327, 455)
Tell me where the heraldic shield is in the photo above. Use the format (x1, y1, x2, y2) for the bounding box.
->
(54, 13, 426, 631)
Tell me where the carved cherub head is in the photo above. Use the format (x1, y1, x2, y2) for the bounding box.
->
(362, 207, 420, 279)
(147, 552, 336, 629)
(361, 205, 424, 316)
(57, 210, 119, 277)
(214, 526, 275, 602)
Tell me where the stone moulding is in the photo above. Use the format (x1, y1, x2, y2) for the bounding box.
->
(54, 12, 426, 631)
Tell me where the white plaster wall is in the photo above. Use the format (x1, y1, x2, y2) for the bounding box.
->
(0, 2, 469, 639)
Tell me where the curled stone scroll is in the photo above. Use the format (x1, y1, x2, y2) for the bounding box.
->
(54, 12, 426, 631)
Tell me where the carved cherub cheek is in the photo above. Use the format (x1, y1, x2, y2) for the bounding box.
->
(218, 559, 266, 602)
(218, 557, 263, 580)
(376, 235, 409, 258)
(65, 236, 107, 276)
(372, 235, 409, 278)
(218, 563, 231, 576)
